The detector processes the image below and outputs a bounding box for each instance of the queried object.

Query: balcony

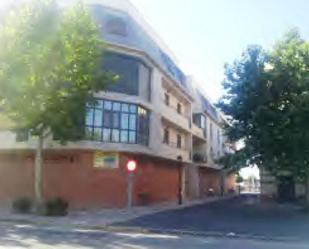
[192,135,207,166]
[191,124,206,141]
[192,152,207,164]
[161,103,190,131]
[161,141,191,162]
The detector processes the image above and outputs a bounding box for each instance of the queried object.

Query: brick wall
[0,151,180,209]
[0,153,34,205]
[199,167,221,196]
[225,173,236,192]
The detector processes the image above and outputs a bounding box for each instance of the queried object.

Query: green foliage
[218,29,309,179]
[0,0,115,141]
[12,197,33,214]
[45,197,68,216]
[236,174,244,183]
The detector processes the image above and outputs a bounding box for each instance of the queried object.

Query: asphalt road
[0,222,308,249]
[117,194,309,240]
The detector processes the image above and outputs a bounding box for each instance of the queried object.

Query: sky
[130,0,309,179]
[130,0,309,102]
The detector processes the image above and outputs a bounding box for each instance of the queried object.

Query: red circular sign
[127,160,137,172]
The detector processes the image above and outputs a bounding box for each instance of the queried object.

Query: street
[118,194,309,240]
[0,222,308,249]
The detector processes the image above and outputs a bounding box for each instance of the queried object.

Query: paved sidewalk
[0,196,232,229]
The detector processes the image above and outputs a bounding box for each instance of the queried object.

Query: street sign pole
[126,160,137,210]
[127,171,134,209]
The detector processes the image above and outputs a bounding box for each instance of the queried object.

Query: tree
[0,0,115,210]
[218,29,309,204]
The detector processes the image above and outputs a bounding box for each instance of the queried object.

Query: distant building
[0,0,236,209]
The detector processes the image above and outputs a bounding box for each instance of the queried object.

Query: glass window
[102,52,141,96]
[95,100,103,108]
[86,109,94,126]
[113,113,120,128]
[121,113,129,129]
[94,109,103,127]
[113,102,121,111]
[129,105,137,113]
[16,130,29,142]
[121,130,128,143]
[85,99,149,146]
[122,103,129,112]
[129,114,136,130]
[103,128,111,142]
[112,129,120,142]
[103,111,112,128]
[93,128,102,141]
[85,127,92,139]
[163,128,169,144]
[177,103,182,114]
[104,101,112,110]
[129,131,136,143]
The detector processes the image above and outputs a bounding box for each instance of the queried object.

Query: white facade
[0,0,233,173]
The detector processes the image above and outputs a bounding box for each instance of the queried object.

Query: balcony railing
[162,98,190,122]
[163,141,189,151]
[192,153,207,163]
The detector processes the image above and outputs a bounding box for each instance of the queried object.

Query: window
[85,99,149,145]
[217,129,220,144]
[16,130,29,142]
[164,93,170,106]
[177,134,182,149]
[193,113,207,138]
[102,52,151,97]
[177,103,182,114]
[163,128,169,144]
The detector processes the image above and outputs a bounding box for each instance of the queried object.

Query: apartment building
[0,0,235,209]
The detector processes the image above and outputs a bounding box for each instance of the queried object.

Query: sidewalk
[0,196,233,230]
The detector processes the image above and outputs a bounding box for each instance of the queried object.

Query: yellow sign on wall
[93,152,119,169]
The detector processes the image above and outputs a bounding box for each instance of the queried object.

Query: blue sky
[131,0,309,102]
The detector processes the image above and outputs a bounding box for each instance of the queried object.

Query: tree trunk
[34,134,44,212]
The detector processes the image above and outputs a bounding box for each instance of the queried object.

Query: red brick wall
[0,151,180,209]
[199,168,221,196]
[133,156,180,205]
[42,151,128,209]
[225,173,236,192]
[0,153,34,204]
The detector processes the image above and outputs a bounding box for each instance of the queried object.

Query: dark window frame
[163,128,169,144]
[177,103,182,114]
[85,99,149,146]
[103,52,152,99]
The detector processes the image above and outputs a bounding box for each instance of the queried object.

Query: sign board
[93,152,119,169]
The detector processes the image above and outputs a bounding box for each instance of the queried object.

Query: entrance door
[278,176,295,202]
